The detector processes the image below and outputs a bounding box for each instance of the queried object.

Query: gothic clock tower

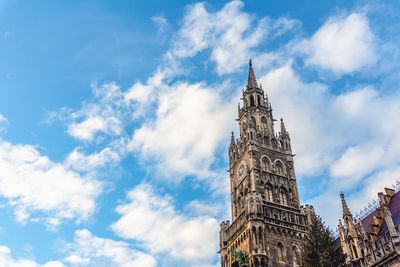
[219,61,314,267]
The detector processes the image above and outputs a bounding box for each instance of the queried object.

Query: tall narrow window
[266,186,273,202]
[277,243,284,261]
[292,246,298,266]
[262,158,269,171]
[257,95,261,106]
[279,190,287,205]
[250,95,255,106]
[281,190,288,205]
[276,163,283,175]
[261,117,268,134]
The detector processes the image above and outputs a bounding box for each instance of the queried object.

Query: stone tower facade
[219,61,314,267]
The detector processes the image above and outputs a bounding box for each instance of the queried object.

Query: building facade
[219,61,314,267]
[339,189,400,267]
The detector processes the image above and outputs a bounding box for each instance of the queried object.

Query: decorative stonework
[339,188,400,267]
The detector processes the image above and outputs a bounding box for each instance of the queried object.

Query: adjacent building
[339,189,400,267]
[219,61,314,267]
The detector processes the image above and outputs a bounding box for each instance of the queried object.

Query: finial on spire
[247,58,257,90]
[230,131,235,147]
[340,192,352,218]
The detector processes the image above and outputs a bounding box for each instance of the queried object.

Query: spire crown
[340,192,352,218]
[247,59,257,90]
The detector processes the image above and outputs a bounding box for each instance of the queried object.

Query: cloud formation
[111,183,219,266]
[172,1,299,74]
[63,229,156,267]
[130,82,236,181]
[0,140,102,227]
[297,13,377,75]
[0,246,64,267]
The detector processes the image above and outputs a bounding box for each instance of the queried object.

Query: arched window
[292,246,298,266]
[277,243,284,261]
[262,157,269,171]
[276,162,283,175]
[261,117,268,134]
[250,95,255,106]
[257,95,261,106]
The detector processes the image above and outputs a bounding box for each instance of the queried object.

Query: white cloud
[172,1,299,74]
[0,114,6,123]
[130,82,236,181]
[66,83,124,141]
[63,229,156,267]
[0,245,64,267]
[297,13,377,75]
[64,147,120,172]
[330,144,384,179]
[0,140,102,227]
[111,183,219,265]
[124,70,167,118]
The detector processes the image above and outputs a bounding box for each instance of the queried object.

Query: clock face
[237,161,246,180]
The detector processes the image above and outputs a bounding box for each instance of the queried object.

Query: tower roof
[246,59,257,90]
[340,192,352,218]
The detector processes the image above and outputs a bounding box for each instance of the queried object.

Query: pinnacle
[280,118,287,133]
[230,131,235,146]
[340,192,352,218]
[247,59,257,90]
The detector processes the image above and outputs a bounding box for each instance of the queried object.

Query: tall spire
[340,192,352,218]
[247,59,257,90]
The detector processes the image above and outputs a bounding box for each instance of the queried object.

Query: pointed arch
[274,159,286,176]
[277,242,284,262]
[250,95,255,106]
[260,156,271,172]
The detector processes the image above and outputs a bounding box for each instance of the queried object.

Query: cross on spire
[247,59,257,90]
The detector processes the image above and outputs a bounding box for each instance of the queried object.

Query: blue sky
[1,0,400,266]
